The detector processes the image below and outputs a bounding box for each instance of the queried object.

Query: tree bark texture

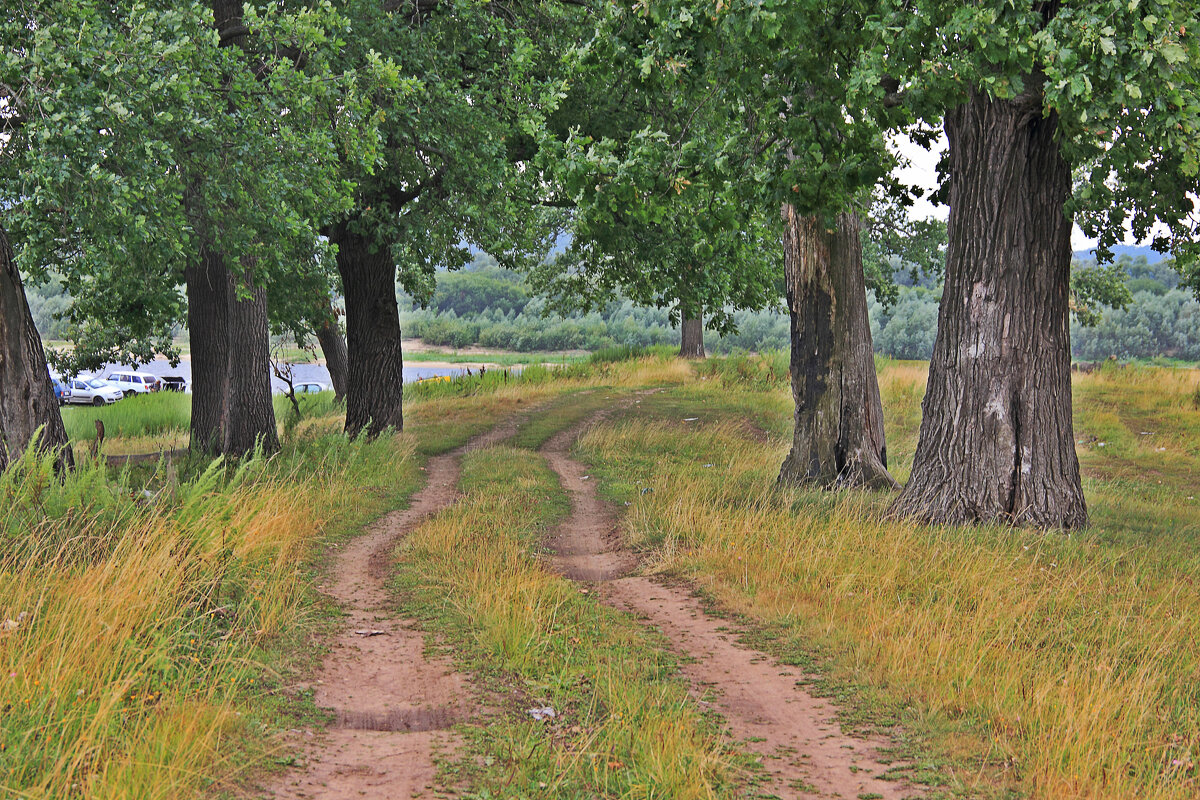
[185,249,279,456]
[315,308,348,403]
[213,0,248,47]
[333,224,404,437]
[185,248,231,453]
[180,3,279,457]
[777,208,896,491]
[679,314,705,359]
[889,89,1087,529]
[0,224,73,472]
[225,267,279,454]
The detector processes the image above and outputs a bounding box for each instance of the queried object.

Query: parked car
[105,371,161,397]
[294,382,327,394]
[66,378,124,406]
[160,375,189,392]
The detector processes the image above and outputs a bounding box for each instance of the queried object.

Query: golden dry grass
[0,434,417,798]
[576,361,1200,800]
[15,351,1193,799]
[0,351,692,798]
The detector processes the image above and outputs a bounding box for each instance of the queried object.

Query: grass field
[59,364,588,450]
[0,430,422,798]
[570,358,1200,799]
[4,353,1198,799]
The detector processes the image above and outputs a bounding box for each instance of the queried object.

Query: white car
[66,378,124,406]
[294,382,328,394]
[105,371,161,397]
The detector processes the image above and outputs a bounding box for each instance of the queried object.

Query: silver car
[105,371,161,397]
[66,378,124,406]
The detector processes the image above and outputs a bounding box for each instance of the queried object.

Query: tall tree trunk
[0,224,73,472]
[777,207,896,490]
[315,306,348,403]
[213,0,247,46]
[679,313,705,358]
[889,88,1087,529]
[180,3,279,457]
[185,249,279,456]
[185,248,231,454]
[333,223,404,437]
[225,267,279,454]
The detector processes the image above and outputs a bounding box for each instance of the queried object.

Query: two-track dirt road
[265,401,919,799]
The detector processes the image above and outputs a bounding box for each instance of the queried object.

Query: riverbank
[44,338,583,383]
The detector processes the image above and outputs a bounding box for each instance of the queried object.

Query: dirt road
[540,412,919,800]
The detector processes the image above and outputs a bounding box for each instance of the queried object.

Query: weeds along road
[263,392,920,800]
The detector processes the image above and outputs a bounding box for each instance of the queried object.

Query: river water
[84,360,471,393]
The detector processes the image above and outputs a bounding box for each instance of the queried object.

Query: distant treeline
[27,275,73,340]
[1069,257,1200,362]
[399,256,1199,363]
[29,254,1198,363]
[398,264,790,354]
[874,256,1199,362]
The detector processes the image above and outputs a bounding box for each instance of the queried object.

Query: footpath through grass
[573,358,1200,800]
[0,431,421,799]
[12,350,1199,799]
[0,352,688,798]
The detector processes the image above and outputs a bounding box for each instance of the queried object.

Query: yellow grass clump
[578,370,1200,800]
[0,433,416,798]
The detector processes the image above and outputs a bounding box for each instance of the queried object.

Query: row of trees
[31,248,1191,362]
[4,1,1200,531]
[2,0,560,464]
[415,262,1195,361]
[547,0,1200,529]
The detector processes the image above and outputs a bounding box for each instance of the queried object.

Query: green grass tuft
[62,392,191,441]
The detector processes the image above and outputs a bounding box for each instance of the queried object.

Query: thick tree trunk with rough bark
[225,268,279,454]
[185,250,279,456]
[333,224,404,437]
[679,314,705,359]
[185,249,231,453]
[315,308,348,403]
[0,225,73,472]
[889,88,1087,529]
[777,207,896,490]
[180,2,279,457]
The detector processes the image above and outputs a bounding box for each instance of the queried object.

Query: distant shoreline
[42,338,584,373]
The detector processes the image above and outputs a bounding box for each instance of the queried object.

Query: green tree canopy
[857,0,1200,290]
[2,1,383,373]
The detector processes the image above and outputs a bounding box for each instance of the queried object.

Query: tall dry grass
[578,385,1200,800]
[0,433,416,798]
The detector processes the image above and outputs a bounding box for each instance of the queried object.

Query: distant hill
[1072,244,1170,264]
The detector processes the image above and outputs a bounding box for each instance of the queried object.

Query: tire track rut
[540,409,920,800]
[266,411,534,800]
